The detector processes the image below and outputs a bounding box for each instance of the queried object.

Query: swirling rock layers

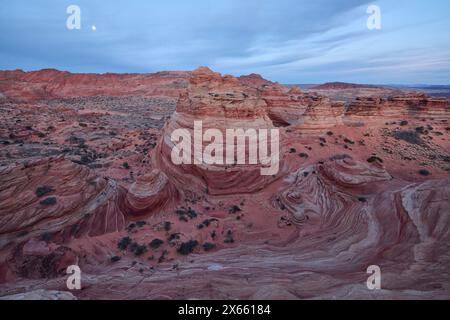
[0,157,127,248]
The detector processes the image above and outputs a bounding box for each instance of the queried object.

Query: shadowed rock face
[0,67,449,299]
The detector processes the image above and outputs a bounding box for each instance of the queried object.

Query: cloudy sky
[0,0,449,84]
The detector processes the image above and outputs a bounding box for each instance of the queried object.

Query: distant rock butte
[311,82,384,90]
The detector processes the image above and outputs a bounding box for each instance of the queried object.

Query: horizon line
[1,67,449,87]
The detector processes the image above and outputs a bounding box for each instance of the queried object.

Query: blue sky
[0,0,449,84]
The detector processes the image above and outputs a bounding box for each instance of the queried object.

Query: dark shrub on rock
[178,240,198,255]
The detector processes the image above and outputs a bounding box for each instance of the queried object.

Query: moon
[91,25,97,31]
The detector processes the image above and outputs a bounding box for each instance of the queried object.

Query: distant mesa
[311,82,384,90]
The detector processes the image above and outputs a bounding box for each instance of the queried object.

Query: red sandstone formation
[0,69,190,101]
[260,84,308,127]
[0,67,449,300]
[154,67,284,195]
[346,94,450,122]
[293,95,345,133]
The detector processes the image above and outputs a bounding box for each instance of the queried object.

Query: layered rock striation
[153,67,285,195]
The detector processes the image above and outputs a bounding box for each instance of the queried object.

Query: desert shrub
[344,138,355,145]
[228,205,242,214]
[196,223,204,229]
[177,240,198,255]
[393,130,423,145]
[158,250,168,263]
[175,207,197,220]
[203,242,216,252]
[40,197,57,206]
[400,120,408,126]
[136,221,146,227]
[418,169,431,176]
[168,233,181,242]
[40,232,52,242]
[224,230,234,244]
[299,153,309,158]
[130,243,147,256]
[111,256,121,263]
[35,186,54,198]
[367,156,383,163]
[149,238,164,249]
[123,162,130,169]
[201,218,217,227]
[289,148,296,153]
[73,155,93,165]
[118,236,132,250]
[416,126,425,134]
[326,131,334,136]
[163,221,172,231]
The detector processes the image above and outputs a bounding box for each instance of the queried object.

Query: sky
[0,0,449,84]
